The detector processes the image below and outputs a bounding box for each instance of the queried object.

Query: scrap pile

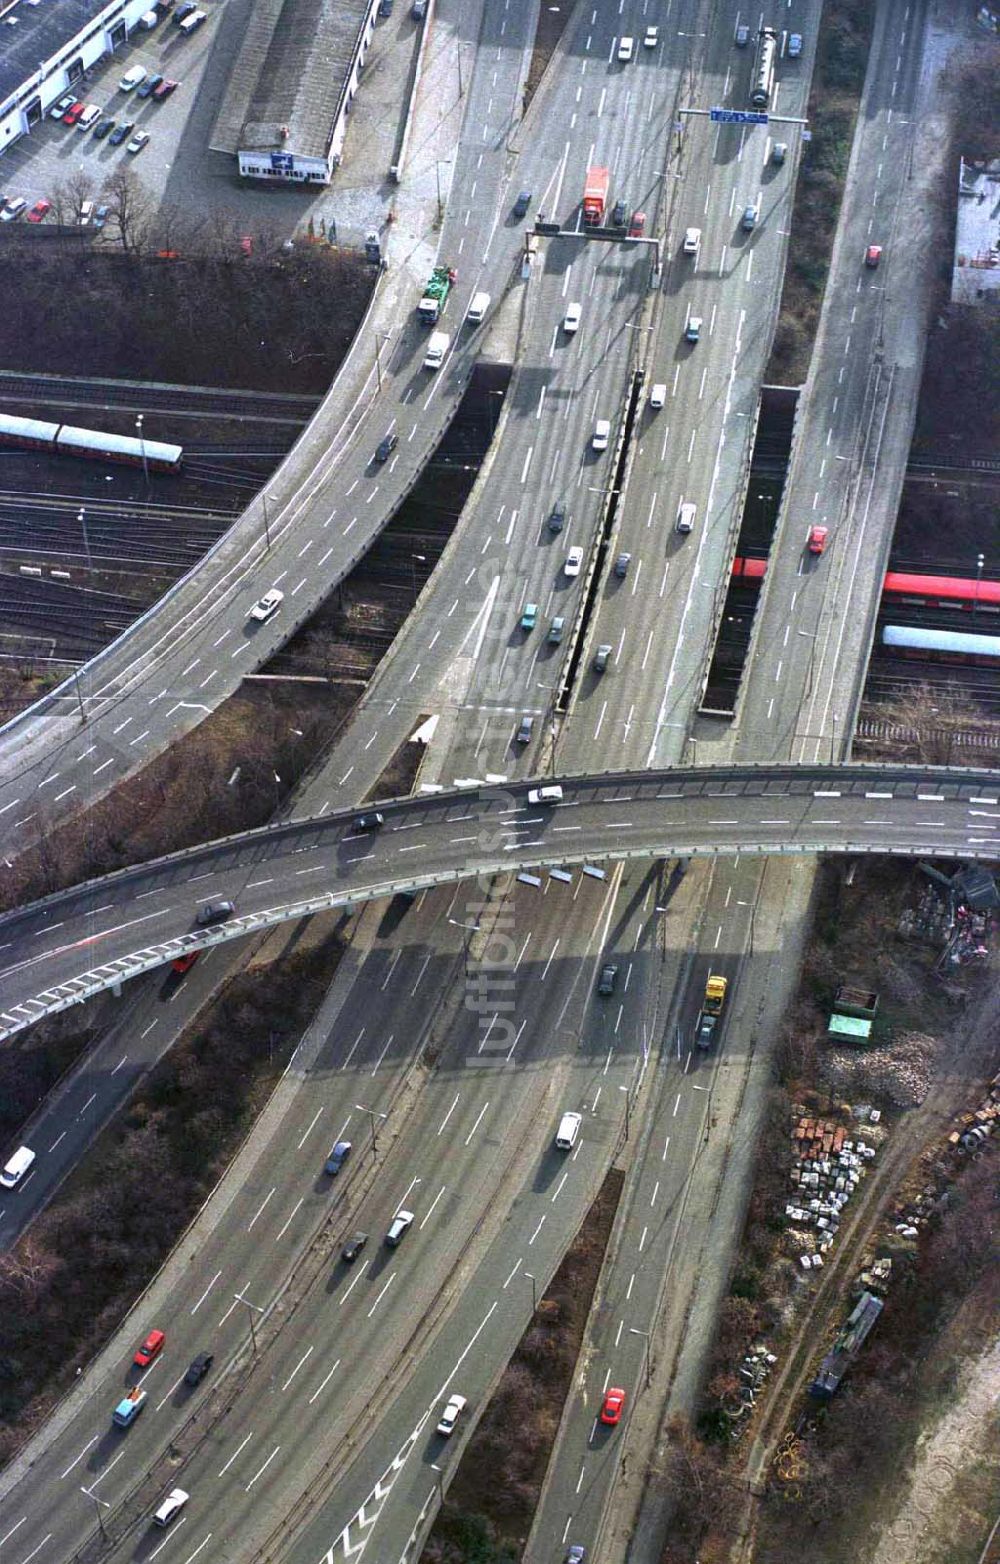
[786,1112,878,1265]
[824,1029,935,1107]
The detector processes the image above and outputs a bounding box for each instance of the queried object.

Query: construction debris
[824,1030,935,1107]
[785,1112,879,1258]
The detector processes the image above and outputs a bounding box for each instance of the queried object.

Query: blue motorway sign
[710,107,769,124]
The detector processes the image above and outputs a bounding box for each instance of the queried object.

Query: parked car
[520,602,538,631]
[26,199,51,224]
[515,714,534,745]
[153,78,180,100]
[93,203,110,230]
[437,1393,467,1436]
[324,1140,352,1176]
[126,130,150,155]
[137,73,164,99]
[62,101,86,125]
[78,200,95,226]
[807,525,829,555]
[92,117,116,139]
[385,1209,414,1246]
[109,121,134,146]
[598,964,618,996]
[375,431,398,462]
[248,587,284,622]
[119,65,148,92]
[49,95,76,120]
[0,198,27,222]
[564,546,584,578]
[76,104,101,130]
[341,1232,368,1263]
[184,1352,214,1386]
[173,0,197,19]
[134,1329,166,1368]
[196,900,234,926]
[600,1386,626,1425]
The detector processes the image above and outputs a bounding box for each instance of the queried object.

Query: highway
[1,763,997,1042]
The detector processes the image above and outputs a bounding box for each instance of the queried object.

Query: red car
[153,78,179,100]
[240,235,254,257]
[62,101,85,125]
[134,1329,166,1368]
[171,952,199,974]
[807,525,829,555]
[26,199,51,224]
[628,210,646,237]
[864,244,882,268]
[600,1386,626,1426]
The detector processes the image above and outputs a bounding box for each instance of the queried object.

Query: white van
[0,1146,36,1189]
[555,1112,582,1150]
[119,65,147,91]
[676,501,696,534]
[466,291,490,324]
[650,383,666,409]
[527,785,563,805]
[423,330,450,370]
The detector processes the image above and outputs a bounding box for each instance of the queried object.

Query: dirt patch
[523,0,575,109]
[766,0,875,384]
[0,925,345,1464]
[0,244,373,396]
[420,1168,625,1562]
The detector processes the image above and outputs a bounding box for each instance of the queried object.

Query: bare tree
[99,165,154,255]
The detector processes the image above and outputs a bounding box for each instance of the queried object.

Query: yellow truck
[695,974,727,1049]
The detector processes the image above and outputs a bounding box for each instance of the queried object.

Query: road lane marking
[281,1346,314,1392]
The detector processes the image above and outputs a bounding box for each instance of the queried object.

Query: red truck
[583,166,609,226]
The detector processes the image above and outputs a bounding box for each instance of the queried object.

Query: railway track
[0,370,319,426]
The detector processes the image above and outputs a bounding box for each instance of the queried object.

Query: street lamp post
[796,628,817,699]
[629,1326,652,1389]
[234,1291,265,1356]
[974,553,985,619]
[354,1102,388,1159]
[374,331,391,393]
[78,506,92,575]
[262,491,271,551]
[619,1083,631,1141]
[135,413,149,489]
[411,552,427,600]
[81,1485,111,1541]
[831,711,838,766]
[524,1270,537,1313]
[447,916,480,976]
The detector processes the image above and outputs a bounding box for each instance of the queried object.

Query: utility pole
[629,1327,652,1389]
[355,1102,387,1159]
[81,1486,110,1541]
[234,1291,265,1356]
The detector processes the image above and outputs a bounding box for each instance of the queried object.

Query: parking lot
[0,0,418,246]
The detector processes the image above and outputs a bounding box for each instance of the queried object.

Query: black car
[108,121,134,146]
[611,200,627,227]
[184,1352,214,1386]
[598,963,619,996]
[196,899,235,926]
[515,714,534,745]
[512,190,532,218]
[354,812,384,831]
[92,118,115,139]
[547,500,566,533]
[174,1,197,19]
[136,73,164,99]
[341,1232,368,1263]
[375,432,398,463]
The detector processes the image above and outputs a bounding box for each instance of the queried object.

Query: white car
[564,546,584,577]
[643,25,659,46]
[592,419,610,451]
[119,65,147,91]
[563,301,582,333]
[385,1209,414,1246]
[617,35,634,61]
[0,198,27,222]
[685,316,702,343]
[153,1489,189,1528]
[248,588,284,623]
[682,227,701,256]
[437,1393,467,1436]
[649,383,666,409]
[527,785,563,805]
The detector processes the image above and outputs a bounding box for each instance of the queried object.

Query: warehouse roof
[211,0,369,160]
[0,0,110,108]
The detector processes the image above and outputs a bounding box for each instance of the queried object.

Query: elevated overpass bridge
[1,762,997,1041]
